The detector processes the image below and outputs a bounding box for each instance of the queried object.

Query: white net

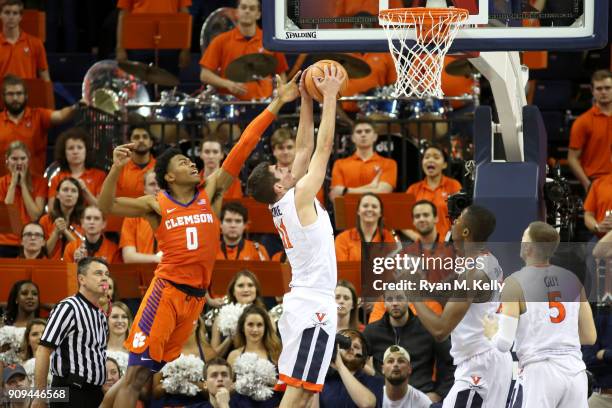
[379,8,469,98]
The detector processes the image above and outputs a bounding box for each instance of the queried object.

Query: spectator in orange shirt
[329,120,398,204]
[18,222,47,259]
[0,0,49,81]
[47,127,107,208]
[217,201,269,261]
[63,205,121,263]
[404,145,461,241]
[0,141,46,257]
[199,136,243,200]
[0,75,79,176]
[199,0,289,100]
[335,193,396,261]
[342,53,397,113]
[120,170,162,263]
[568,70,612,192]
[116,125,156,199]
[115,0,192,75]
[583,152,612,238]
[39,177,85,260]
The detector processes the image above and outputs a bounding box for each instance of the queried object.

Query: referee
[32,257,110,408]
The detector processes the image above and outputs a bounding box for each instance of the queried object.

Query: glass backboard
[263,0,608,52]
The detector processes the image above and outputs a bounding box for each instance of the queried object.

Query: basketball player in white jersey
[483,221,597,408]
[247,65,345,408]
[412,205,513,408]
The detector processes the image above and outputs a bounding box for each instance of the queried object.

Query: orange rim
[379,8,469,24]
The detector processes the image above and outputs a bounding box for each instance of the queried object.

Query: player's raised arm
[290,69,315,181]
[208,72,301,202]
[295,65,345,210]
[578,287,597,345]
[99,144,158,218]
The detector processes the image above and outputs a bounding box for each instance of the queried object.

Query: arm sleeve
[330,161,345,188]
[39,302,74,348]
[35,39,49,71]
[199,36,223,72]
[569,115,587,150]
[334,232,350,261]
[119,218,137,248]
[63,242,76,262]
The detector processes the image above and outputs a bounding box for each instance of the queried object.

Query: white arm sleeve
[491,314,519,352]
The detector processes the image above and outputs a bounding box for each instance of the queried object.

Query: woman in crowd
[38,177,85,260]
[0,141,47,258]
[20,318,46,361]
[335,280,361,332]
[211,270,267,357]
[335,193,397,261]
[227,305,281,366]
[106,301,132,353]
[404,145,462,240]
[103,357,122,394]
[4,280,40,327]
[47,127,106,208]
[18,222,47,259]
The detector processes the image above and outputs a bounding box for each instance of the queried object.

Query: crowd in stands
[0,0,610,406]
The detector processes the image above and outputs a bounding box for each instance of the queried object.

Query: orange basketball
[304,60,349,103]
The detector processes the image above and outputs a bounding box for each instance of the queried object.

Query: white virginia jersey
[270,188,337,291]
[450,253,504,364]
[512,265,585,372]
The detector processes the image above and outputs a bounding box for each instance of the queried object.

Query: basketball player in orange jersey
[98,73,300,408]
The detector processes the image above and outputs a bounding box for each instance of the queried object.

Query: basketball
[304,60,349,103]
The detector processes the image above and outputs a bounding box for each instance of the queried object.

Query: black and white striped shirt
[39,293,108,386]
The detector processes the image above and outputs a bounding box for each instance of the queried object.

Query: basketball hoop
[379,8,469,98]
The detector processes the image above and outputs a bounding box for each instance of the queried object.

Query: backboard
[263,0,608,52]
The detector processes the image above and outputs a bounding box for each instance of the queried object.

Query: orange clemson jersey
[154,188,220,289]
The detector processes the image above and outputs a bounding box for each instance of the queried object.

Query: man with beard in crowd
[0,74,78,176]
[115,126,156,199]
[381,345,432,408]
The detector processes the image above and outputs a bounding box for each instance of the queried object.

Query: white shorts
[275,287,337,393]
[443,348,513,408]
[510,360,588,408]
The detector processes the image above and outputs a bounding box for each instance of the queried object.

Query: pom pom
[160,354,205,396]
[233,352,277,401]
[106,350,129,376]
[217,303,248,337]
[0,326,25,365]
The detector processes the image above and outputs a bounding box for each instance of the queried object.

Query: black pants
[50,376,103,408]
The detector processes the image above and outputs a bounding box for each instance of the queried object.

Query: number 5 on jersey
[276,219,293,250]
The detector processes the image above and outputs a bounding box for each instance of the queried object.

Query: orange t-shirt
[116,158,156,198]
[38,214,83,260]
[331,152,397,190]
[569,106,612,180]
[0,31,48,80]
[117,0,191,13]
[342,53,397,112]
[63,236,121,263]
[406,176,462,239]
[335,227,396,261]
[47,168,107,199]
[216,239,270,261]
[0,107,52,176]
[199,27,289,101]
[119,216,155,255]
[199,170,243,200]
[154,188,220,289]
[584,174,612,237]
[0,174,47,246]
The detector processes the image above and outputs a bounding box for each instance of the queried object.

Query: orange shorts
[125,277,205,369]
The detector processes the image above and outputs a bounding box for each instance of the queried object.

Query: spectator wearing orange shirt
[0,75,79,176]
[18,221,47,259]
[217,201,269,261]
[341,53,397,113]
[568,70,612,192]
[329,120,398,204]
[116,126,156,199]
[120,170,162,263]
[404,145,461,241]
[47,127,107,208]
[199,137,242,200]
[63,206,121,263]
[335,193,396,261]
[39,177,85,260]
[0,141,46,257]
[584,151,612,238]
[0,0,49,81]
[199,0,288,100]
[116,0,192,75]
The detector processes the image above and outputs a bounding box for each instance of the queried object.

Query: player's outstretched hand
[113,143,135,168]
[299,68,313,105]
[276,71,301,103]
[315,64,345,99]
